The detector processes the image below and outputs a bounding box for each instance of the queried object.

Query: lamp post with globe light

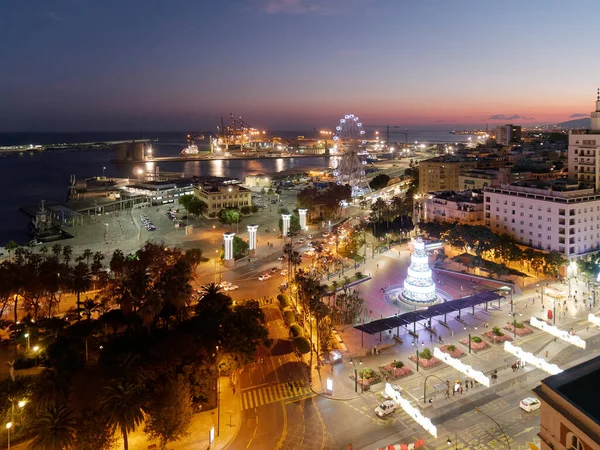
[6,422,12,450]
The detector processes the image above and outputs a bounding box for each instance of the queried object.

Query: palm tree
[81,248,93,266]
[39,245,49,258]
[31,369,70,413]
[69,262,91,320]
[4,240,19,260]
[289,251,302,277]
[100,378,147,450]
[28,404,77,450]
[62,245,73,267]
[51,243,62,259]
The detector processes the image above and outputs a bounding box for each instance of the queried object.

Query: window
[568,433,585,450]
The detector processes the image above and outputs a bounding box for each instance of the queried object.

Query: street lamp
[446,433,457,450]
[463,325,478,353]
[412,340,424,372]
[102,166,106,177]
[475,407,511,449]
[510,311,523,339]
[24,333,30,351]
[6,422,12,450]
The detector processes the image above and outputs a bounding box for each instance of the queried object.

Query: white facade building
[567,89,600,191]
[422,191,484,225]
[484,184,600,258]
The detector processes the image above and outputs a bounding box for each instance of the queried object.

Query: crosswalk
[242,381,314,410]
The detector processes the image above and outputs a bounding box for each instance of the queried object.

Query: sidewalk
[310,285,600,405]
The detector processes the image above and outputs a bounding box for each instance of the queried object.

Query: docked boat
[181,144,199,155]
[28,201,64,242]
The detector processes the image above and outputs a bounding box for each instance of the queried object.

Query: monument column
[247,224,258,257]
[281,214,291,237]
[223,232,235,267]
[298,209,308,232]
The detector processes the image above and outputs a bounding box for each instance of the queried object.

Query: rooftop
[535,354,600,436]
[430,190,484,203]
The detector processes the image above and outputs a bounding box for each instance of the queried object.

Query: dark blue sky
[2,0,600,131]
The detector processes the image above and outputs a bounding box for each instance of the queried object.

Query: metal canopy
[354,291,502,335]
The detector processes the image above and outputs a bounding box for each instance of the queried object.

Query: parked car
[278,256,285,261]
[258,274,271,281]
[270,267,279,273]
[280,269,289,276]
[519,397,541,412]
[375,401,397,417]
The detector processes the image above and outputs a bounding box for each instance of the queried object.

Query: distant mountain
[557,118,590,129]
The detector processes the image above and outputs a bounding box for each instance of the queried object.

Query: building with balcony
[422,190,484,225]
[484,181,600,258]
[419,156,477,193]
[458,167,533,190]
[194,183,252,216]
[534,354,600,450]
[568,90,600,191]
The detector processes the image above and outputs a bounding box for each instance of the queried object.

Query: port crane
[216,113,262,149]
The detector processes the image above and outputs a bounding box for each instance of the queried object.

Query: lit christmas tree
[403,237,437,304]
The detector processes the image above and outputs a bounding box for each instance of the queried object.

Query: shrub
[290,324,303,337]
[14,357,36,370]
[392,360,404,369]
[251,205,260,213]
[492,326,504,336]
[240,206,251,215]
[277,294,291,308]
[294,336,311,354]
[514,322,524,329]
[208,212,217,218]
[283,308,296,325]
[447,345,456,352]
[355,272,363,279]
[419,348,433,360]
[360,368,375,379]
[471,336,482,343]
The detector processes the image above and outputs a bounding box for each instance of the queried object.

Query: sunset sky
[2,0,600,131]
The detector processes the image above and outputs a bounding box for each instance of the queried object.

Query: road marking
[242,381,313,410]
[245,413,259,448]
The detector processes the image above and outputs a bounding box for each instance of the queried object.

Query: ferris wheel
[332,114,369,196]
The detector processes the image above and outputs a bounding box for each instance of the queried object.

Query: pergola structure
[355,291,503,336]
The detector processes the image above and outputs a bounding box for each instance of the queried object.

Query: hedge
[294,336,311,354]
[283,308,296,325]
[290,324,303,337]
[277,294,291,308]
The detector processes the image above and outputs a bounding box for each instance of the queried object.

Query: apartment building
[418,156,477,193]
[484,182,600,258]
[567,90,600,191]
[422,190,484,225]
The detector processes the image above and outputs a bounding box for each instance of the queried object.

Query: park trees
[178,194,207,217]
[369,174,390,191]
